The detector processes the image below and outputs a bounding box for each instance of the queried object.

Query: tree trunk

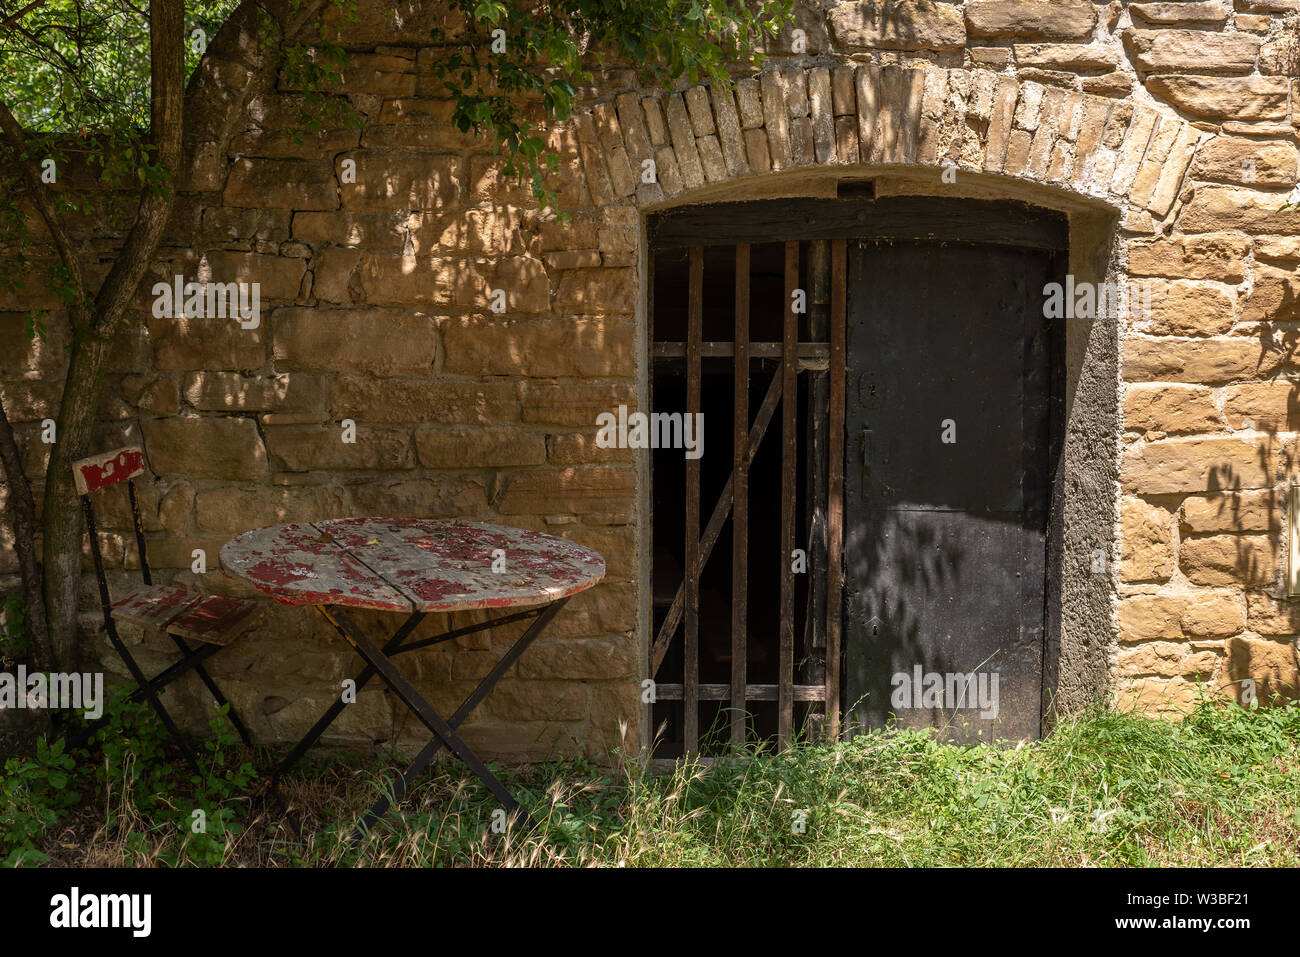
[40,0,185,661]
[0,397,51,670]
[40,333,116,665]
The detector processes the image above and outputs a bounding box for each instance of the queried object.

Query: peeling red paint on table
[219,518,606,612]
[221,521,410,610]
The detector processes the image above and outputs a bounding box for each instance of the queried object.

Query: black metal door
[844,239,1061,743]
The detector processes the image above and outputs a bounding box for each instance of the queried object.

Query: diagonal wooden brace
[651,367,784,672]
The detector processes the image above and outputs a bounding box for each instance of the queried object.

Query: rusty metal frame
[650,238,848,753]
[73,483,251,771]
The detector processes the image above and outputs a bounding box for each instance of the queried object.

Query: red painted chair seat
[111,584,260,647]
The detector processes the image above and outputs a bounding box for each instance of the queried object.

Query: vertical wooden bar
[826,239,847,741]
[779,241,798,748]
[646,251,656,751]
[685,246,703,755]
[803,240,831,742]
[731,244,750,748]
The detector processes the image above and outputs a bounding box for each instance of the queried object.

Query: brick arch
[572,64,1204,225]
[591,64,1204,723]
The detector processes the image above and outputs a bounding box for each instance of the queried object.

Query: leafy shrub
[0,737,78,866]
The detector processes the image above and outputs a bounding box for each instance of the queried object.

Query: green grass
[6,696,1299,867]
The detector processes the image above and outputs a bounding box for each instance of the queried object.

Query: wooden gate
[645,196,1069,755]
[646,235,845,754]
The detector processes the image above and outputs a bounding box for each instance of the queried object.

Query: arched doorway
[645,193,1070,754]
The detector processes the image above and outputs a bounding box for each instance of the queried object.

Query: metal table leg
[267,610,427,787]
[319,604,534,830]
[268,600,567,840]
[267,607,541,786]
[354,598,568,835]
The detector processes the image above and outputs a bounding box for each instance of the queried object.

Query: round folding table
[220,517,605,834]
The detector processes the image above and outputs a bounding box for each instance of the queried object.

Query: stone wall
[3,0,1300,759]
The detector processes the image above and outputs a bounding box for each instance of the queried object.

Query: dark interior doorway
[646,196,1068,756]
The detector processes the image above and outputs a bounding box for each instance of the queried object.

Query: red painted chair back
[72,447,147,496]
[73,445,155,587]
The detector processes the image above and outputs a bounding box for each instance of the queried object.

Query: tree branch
[0,0,47,33]
[0,100,93,329]
[6,16,93,85]
[90,0,184,338]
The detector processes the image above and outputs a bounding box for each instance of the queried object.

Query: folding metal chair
[72,446,260,772]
